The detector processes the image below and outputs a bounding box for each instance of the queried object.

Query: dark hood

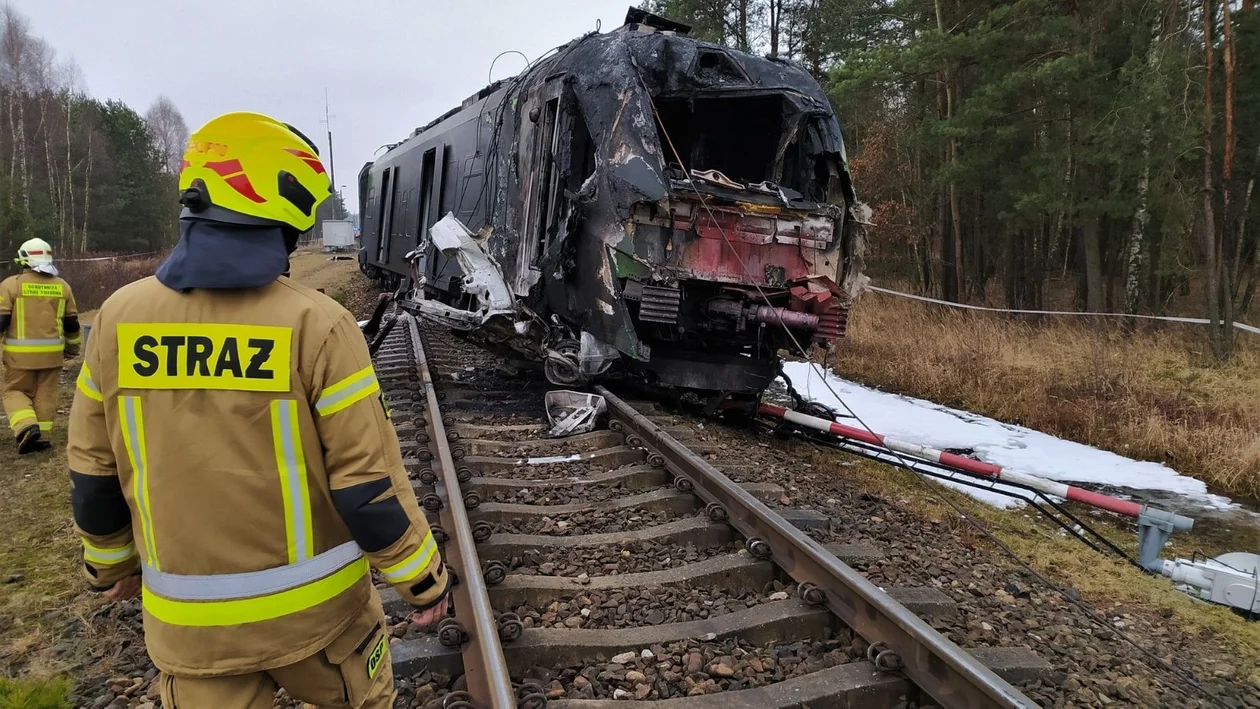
[156,218,291,292]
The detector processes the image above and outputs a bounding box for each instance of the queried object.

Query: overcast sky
[15,0,636,214]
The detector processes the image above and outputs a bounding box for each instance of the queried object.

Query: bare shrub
[59,254,163,311]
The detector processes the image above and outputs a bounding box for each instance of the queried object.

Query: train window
[653,95,789,187]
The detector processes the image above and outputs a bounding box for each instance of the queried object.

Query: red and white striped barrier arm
[758,403,1144,518]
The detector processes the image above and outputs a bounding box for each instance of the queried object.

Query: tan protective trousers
[158,603,396,709]
[2,366,60,437]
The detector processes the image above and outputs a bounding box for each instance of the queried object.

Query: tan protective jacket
[68,276,448,677]
[0,270,81,369]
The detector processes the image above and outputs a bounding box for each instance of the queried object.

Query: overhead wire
[487,50,530,84]
[455,34,598,224]
[641,85,1210,697]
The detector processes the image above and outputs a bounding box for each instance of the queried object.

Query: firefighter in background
[0,238,81,454]
[67,112,450,708]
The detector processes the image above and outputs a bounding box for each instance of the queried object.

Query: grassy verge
[839,291,1260,500]
[0,677,70,709]
[0,381,94,701]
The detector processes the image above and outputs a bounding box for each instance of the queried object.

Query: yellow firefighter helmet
[178,112,331,233]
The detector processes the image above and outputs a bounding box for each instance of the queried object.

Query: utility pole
[323,89,338,206]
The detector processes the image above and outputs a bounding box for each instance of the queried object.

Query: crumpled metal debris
[545,390,607,437]
[692,169,744,190]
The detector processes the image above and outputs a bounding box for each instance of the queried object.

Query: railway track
[371,314,1050,708]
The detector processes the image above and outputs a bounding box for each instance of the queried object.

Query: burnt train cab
[357,9,868,397]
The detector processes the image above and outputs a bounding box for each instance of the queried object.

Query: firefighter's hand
[103,574,142,601]
[409,595,451,628]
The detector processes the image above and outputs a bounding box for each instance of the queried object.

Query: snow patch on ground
[780,361,1238,512]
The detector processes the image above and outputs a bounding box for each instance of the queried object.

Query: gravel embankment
[505,539,744,578]
[638,404,1260,709]
[541,633,859,701]
[507,586,792,631]
[490,507,685,537]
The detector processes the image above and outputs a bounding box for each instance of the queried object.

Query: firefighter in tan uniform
[67,112,450,708]
[1,238,82,453]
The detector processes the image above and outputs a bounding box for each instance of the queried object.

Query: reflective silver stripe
[273,399,312,562]
[121,396,159,570]
[77,366,103,401]
[142,541,364,601]
[315,372,379,415]
[382,535,439,583]
[7,338,63,346]
[83,541,136,564]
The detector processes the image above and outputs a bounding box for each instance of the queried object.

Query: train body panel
[359,11,868,396]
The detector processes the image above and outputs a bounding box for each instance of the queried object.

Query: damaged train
[358,8,868,399]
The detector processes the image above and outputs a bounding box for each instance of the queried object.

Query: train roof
[379,21,839,161]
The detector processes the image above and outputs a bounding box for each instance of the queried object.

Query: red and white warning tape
[758,402,1147,518]
[867,285,1260,336]
[59,250,164,263]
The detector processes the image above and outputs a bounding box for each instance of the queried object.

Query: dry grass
[57,257,162,312]
[1,253,162,701]
[839,291,1260,500]
[0,381,106,696]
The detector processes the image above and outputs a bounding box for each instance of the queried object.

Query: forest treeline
[645,0,1259,356]
[0,3,188,265]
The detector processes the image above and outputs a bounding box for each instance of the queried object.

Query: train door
[514,80,561,295]
[359,165,378,273]
[387,167,407,270]
[416,144,445,285]
[514,80,592,297]
[433,150,463,297]
[375,167,395,263]
[391,171,415,275]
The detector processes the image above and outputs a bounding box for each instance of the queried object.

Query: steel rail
[407,315,517,709]
[596,386,1038,709]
